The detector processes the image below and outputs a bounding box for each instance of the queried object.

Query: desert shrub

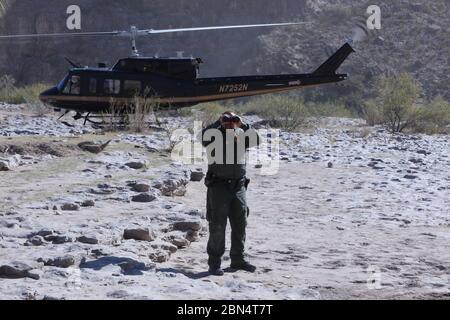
[376,73,421,133]
[364,74,449,135]
[177,106,194,118]
[362,99,384,126]
[0,78,51,116]
[412,96,450,134]
[359,127,373,139]
[103,95,181,150]
[101,95,157,133]
[127,95,158,133]
[0,79,49,105]
[0,89,21,104]
[192,102,228,127]
[0,74,15,89]
[306,101,357,118]
[20,83,49,103]
[0,74,18,103]
[240,95,306,131]
[101,99,127,132]
[22,83,52,116]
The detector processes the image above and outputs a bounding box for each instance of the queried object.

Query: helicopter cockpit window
[57,75,69,92]
[63,75,81,95]
[104,79,120,95]
[123,80,141,96]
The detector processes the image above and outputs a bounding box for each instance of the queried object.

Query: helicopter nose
[39,87,59,104]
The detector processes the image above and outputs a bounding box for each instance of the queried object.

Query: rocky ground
[0,103,449,300]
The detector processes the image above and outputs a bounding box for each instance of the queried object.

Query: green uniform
[201,120,261,268]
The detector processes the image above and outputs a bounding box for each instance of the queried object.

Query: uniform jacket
[200,120,261,180]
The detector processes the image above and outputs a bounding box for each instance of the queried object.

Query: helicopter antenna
[0,22,307,57]
[64,57,81,68]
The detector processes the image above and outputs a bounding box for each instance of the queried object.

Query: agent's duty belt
[205,173,250,190]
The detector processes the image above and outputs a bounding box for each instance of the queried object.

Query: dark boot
[230,261,256,273]
[208,266,225,276]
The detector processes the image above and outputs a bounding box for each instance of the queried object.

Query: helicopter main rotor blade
[0,30,122,39]
[0,22,305,40]
[145,22,305,34]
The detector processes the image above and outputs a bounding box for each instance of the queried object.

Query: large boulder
[172,220,203,232]
[0,156,20,171]
[78,140,111,154]
[153,178,189,197]
[185,230,200,242]
[38,256,76,268]
[171,237,190,249]
[76,235,99,245]
[0,262,40,280]
[125,161,147,170]
[0,161,11,171]
[35,229,54,237]
[123,228,155,242]
[131,193,156,203]
[46,235,73,244]
[131,183,151,193]
[24,235,45,247]
[60,203,80,211]
[149,251,170,263]
[190,170,205,182]
[81,200,95,207]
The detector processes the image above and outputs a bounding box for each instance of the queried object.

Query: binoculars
[222,115,241,123]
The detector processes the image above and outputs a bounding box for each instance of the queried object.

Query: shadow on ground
[80,256,153,276]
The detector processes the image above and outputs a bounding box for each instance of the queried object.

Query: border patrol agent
[200,111,261,276]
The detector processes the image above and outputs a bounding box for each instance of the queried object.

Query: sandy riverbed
[0,104,449,299]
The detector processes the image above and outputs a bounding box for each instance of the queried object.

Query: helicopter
[0,23,354,124]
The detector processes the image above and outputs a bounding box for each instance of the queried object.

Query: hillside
[254,0,450,107]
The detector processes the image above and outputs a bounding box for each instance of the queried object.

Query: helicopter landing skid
[82,114,108,126]
[58,110,70,120]
[67,112,112,126]
[81,113,129,129]
[57,111,147,131]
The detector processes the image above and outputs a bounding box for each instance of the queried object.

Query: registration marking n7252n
[219,83,249,93]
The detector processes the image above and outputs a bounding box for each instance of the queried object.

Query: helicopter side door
[122,78,143,98]
[97,77,121,111]
[85,76,100,109]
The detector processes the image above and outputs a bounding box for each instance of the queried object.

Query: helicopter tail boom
[313,42,355,76]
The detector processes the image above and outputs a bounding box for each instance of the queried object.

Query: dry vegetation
[0,74,51,116]
[239,95,307,131]
[362,73,450,134]
[102,95,159,133]
[101,94,180,151]
[1,72,448,136]
[177,82,448,136]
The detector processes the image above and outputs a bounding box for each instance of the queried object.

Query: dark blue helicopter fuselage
[40,43,354,115]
